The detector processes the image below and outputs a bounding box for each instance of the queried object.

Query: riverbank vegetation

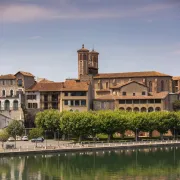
[34,110,180,142]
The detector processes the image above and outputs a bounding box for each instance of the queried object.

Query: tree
[155,111,171,140]
[35,109,61,139]
[29,128,43,147]
[29,128,43,139]
[60,111,95,142]
[0,130,9,149]
[6,120,24,148]
[97,110,121,142]
[173,100,180,111]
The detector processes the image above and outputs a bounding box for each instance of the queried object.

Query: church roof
[94,71,171,79]
[77,44,89,52]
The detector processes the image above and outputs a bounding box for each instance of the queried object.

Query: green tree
[0,130,9,149]
[173,100,180,111]
[35,109,61,138]
[29,128,43,139]
[155,111,171,140]
[29,128,43,147]
[97,110,121,142]
[6,120,24,148]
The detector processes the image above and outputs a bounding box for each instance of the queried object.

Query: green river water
[0,146,180,180]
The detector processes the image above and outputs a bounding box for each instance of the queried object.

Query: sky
[0,0,180,81]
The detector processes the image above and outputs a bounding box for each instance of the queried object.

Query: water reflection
[0,147,180,180]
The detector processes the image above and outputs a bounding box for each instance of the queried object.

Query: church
[77,44,180,112]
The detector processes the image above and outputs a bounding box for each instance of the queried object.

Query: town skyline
[0,0,180,81]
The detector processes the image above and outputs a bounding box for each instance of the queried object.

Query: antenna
[92,44,94,51]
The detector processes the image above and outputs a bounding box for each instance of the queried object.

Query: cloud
[0,2,177,23]
[0,4,56,23]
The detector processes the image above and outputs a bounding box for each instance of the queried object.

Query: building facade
[0,71,35,124]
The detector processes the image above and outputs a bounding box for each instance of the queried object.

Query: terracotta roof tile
[63,80,89,91]
[96,89,111,92]
[27,82,64,92]
[15,71,34,77]
[173,76,180,80]
[110,81,147,89]
[94,71,171,79]
[38,78,54,83]
[95,92,169,100]
[27,80,89,92]
[0,74,16,80]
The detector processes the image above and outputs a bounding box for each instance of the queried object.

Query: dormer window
[17,79,23,87]
[122,92,126,96]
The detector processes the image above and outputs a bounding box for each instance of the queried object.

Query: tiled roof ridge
[94,71,171,78]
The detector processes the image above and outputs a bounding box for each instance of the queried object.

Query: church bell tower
[77,44,89,79]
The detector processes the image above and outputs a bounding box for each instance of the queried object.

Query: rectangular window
[70,92,86,96]
[44,95,48,101]
[33,103,38,109]
[81,100,86,106]
[2,80,5,85]
[126,100,132,104]
[133,93,136,96]
[140,99,147,104]
[64,92,68,96]
[148,99,154,104]
[155,99,161,104]
[106,82,108,89]
[27,95,37,100]
[52,94,58,101]
[17,79,22,87]
[122,92,126,96]
[10,80,13,85]
[28,103,33,109]
[133,100,139,104]
[75,100,80,106]
[44,103,48,109]
[64,100,68,105]
[142,91,146,95]
[119,100,126,104]
[70,100,74,106]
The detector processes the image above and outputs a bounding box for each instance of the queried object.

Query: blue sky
[0,0,180,81]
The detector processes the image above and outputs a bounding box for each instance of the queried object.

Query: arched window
[149,81,152,92]
[13,100,18,110]
[4,100,10,111]
[155,107,161,111]
[161,80,164,91]
[126,107,132,112]
[141,107,147,112]
[10,90,13,97]
[148,107,154,112]
[134,107,139,112]
[2,90,5,97]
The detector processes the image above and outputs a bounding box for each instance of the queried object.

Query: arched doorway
[119,107,125,111]
[141,107,147,112]
[148,107,154,112]
[133,107,139,112]
[126,107,132,112]
[4,100,10,111]
[155,107,161,111]
[13,100,18,110]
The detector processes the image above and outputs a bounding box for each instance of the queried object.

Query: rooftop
[94,71,171,79]
[0,74,16,80]
[15,71,34,77]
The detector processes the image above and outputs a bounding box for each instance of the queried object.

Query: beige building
[25,79,91,112]
[76,44,180,112]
